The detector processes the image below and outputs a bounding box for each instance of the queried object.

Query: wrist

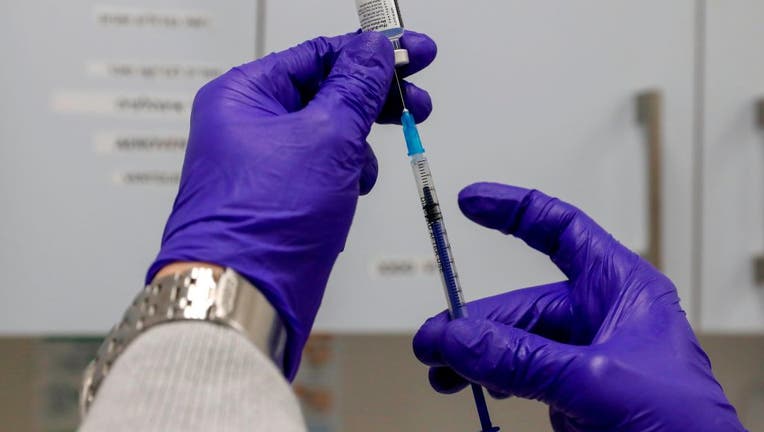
[147,258,307,380]
[83,266,287,415]
[153,261,224,281]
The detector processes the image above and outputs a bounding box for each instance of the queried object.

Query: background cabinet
[700,0,764,332]
[0,0,259,333]
[264,0,697,332]
[4,1,763,334]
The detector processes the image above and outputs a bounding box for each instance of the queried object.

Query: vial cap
[394,49,410,67]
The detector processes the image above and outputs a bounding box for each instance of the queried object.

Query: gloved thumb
[440,318,583,405]
[307,32,395,138]
[457,182,639,284]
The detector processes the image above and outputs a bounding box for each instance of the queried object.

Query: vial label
[355,0,403,33]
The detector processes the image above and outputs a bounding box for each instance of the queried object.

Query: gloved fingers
[487,389,513,400]
[549,407,567,431]
[438,318,583,404]
[428,366,469,394]
[466,281,573,339]
[428,367,513,400]
[413,282,573,367]
[231,33,352,114]
[414,313,454,366]
[255,30,434,93]
[395,30,438,78]
[458,183,640,281]
[233,31,436,115]
[359,141,379,196]
[376,80,433,124]
[306,32,395,138]
[377,30,436,124]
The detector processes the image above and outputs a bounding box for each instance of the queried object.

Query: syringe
[395,75,500,432]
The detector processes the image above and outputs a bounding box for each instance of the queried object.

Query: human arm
[79,322,306,432]
[80,30,437,431]
[413,182,747,431]
[146,30,436,379]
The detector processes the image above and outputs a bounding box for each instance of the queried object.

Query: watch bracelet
[79,267,287,417]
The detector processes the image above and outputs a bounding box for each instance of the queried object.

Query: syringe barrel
[402,115,498,432]
[410,154,468,319]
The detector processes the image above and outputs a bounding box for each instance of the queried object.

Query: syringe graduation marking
[420,186,464,319]
[421,186,441,223]
[432,226,465,319]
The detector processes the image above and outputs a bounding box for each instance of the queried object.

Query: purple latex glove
[414,183,746,431]
[148,31,437,379]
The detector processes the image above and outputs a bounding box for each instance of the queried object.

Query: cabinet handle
[636,91,663,270]
[755,100,764,285]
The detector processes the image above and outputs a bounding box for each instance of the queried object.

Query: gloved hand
[413,183,746,431]
[148,31,437,379]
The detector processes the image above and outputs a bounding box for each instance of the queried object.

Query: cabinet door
[0,0,258,333]
[265,0,696,332]
[701,1,764,332]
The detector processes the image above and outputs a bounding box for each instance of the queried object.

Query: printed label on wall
[51,90,192,117]
[94,131,187,153]
[371,257,438,278]
[86,61,222,80]
[93,6,212,29]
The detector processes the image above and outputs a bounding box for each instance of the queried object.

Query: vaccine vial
[355,0,410,66]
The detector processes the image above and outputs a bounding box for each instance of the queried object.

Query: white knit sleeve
[79,321,306,432]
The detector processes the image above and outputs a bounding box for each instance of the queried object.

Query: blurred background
[0,0,762,430]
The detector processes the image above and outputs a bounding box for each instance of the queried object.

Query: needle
[394,70,407,111]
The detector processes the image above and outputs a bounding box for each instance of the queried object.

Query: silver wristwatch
[79,267,287,417]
